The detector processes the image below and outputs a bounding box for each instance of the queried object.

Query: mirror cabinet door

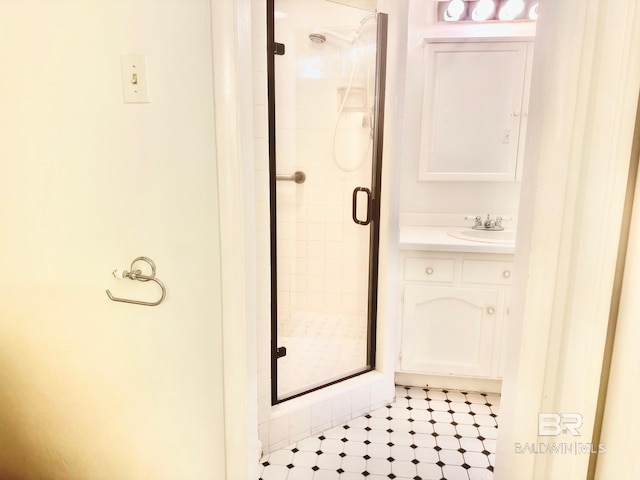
[419,41,533,182]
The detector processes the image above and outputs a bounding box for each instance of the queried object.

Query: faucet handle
[496,216,503,227]
[465,215,488,228]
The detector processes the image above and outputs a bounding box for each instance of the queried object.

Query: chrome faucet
[472,214,505,231]
[484,214,496,229]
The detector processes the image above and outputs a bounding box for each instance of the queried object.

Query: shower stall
[267,0,388,403]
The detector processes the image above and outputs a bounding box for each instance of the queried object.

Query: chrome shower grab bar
[106,256,167,307]
[276,171,306,184]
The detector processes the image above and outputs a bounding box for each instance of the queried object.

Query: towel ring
[106,256,166,307]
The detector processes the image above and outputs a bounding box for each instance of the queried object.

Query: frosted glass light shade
[444,0,467,21]
[498,0,524,20]
[471,0,496,21]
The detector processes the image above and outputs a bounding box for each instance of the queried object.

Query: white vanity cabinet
[418,40,534,181]
[398,251,513,379]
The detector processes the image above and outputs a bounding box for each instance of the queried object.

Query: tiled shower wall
[251,0,394,454]
[274,13,374,324]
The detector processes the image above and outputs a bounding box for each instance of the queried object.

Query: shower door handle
[352,187,372,225]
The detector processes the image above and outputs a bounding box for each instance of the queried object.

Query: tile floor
[259,385,499,480]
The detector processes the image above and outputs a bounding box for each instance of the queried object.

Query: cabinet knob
[426,267,434,275]
[503,270,511,278]
[487,307,495,315]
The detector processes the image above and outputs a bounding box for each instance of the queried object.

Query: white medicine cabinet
[418,39,534,181]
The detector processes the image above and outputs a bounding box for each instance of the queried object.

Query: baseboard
[394,372,502,394]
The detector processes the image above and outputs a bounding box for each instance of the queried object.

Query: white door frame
[497,0,640,478]
[595,102,640,479]
[211,0,261,478]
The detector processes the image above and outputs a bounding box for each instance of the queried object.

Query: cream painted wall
[0,1,227,478]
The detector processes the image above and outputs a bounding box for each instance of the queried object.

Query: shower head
[308,28,358,44]
[309,32,327,43]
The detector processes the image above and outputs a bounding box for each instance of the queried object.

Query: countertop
[398,214,517,254]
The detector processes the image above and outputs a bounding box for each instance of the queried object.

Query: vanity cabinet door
[400,284,499,377]
[418,41,532,181]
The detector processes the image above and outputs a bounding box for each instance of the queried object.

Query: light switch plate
[120,54,149,103]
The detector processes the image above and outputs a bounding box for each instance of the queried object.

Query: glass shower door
[268,0,387,403]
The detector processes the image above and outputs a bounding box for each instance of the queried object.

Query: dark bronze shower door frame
[267,1,388,404]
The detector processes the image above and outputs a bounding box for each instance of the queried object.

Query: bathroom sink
[447,228,516,244]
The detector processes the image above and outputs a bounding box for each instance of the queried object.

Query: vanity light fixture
[440,0,538,22]
[471,0,496,21]
[498,0,525,20]
[444,0,467,21]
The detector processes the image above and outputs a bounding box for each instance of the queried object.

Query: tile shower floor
[259,385,499,480]
[278,312,367,397]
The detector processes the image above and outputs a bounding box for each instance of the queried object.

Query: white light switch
[121,54,149,103]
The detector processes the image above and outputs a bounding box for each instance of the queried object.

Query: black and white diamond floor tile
[259,385,499,480]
